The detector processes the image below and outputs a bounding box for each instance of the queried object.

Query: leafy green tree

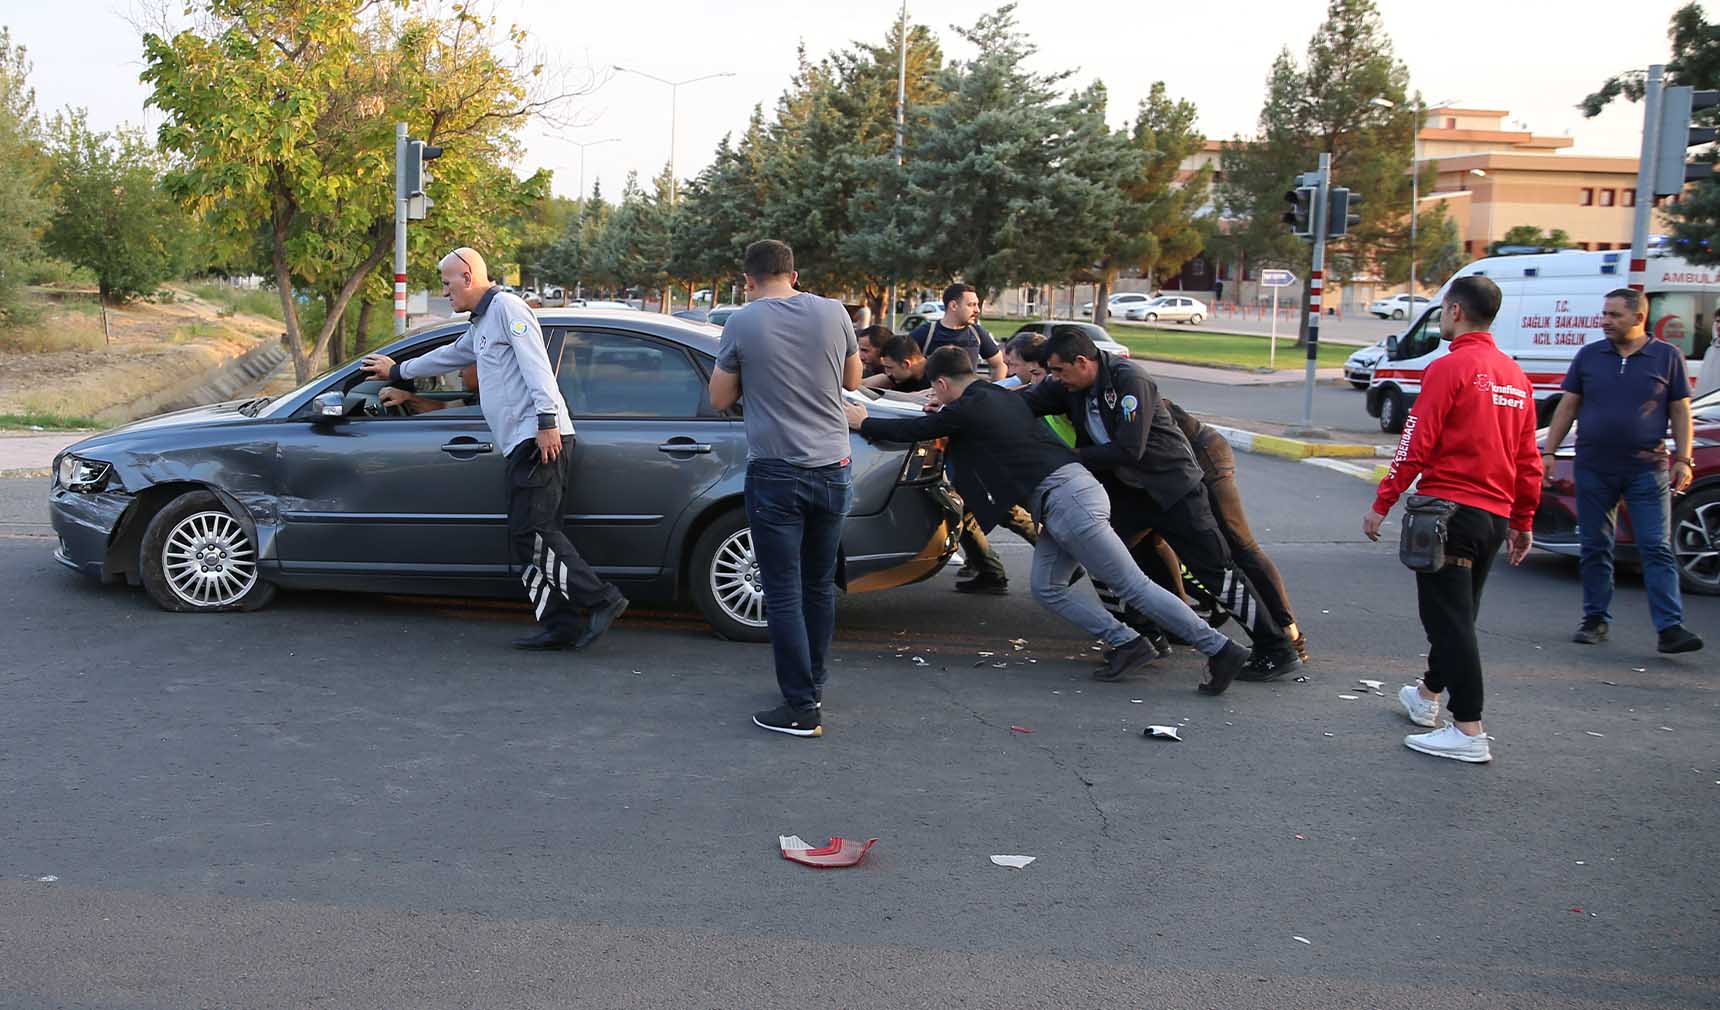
[144,0,580,381]
[1217,0,1452,337]
[897,5,1118,301]
[671,135,757,300]
[588,170,673,304]
[41,111,190,304]
[1582,3,1720,266]
[0,28,45,319]
[1488,226,1574,255]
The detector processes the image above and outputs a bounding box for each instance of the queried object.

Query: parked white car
[1368,293,1432,320]
[1343,339,1389,390]
[914,300,943,316]
[1123,295,1207,324]
[1080,292,1154,318]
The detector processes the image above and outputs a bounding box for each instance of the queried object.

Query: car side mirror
[312,391,346,421]
[1386,335,1399,357]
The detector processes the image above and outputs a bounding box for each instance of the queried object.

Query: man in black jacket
[844,347,1250,690]
[1022,330,1294,669]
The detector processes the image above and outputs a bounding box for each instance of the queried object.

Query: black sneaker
[955,574,1009,595]
[1572,617,1608,645]
[1093,634,1160,682]
[1236,643,1302,682]
[752,703,823,737]
[511,628,579,651]
[1658,625,1705,654]
[573,595,629,650]
[1102,628,1169,664]
[1198,641,1250,696]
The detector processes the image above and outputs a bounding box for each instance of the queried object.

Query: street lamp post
[567,136,620,303]
[613,65,735,204]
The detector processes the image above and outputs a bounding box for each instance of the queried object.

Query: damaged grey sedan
[50,310,961,641]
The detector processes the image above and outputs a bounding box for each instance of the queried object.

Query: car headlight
[56,455,112,493]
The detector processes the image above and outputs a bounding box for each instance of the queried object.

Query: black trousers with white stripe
[506,438,619,634]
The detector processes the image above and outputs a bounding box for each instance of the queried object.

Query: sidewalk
[0,432,86,477]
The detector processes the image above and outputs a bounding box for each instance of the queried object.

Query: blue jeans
[1576,465,1683,631]
[745,458,853,710]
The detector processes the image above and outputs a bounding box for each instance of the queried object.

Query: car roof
[403,308,723,355]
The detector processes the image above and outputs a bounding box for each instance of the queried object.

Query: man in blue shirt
[1542,287,1702,654]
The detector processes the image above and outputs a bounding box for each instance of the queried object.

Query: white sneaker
[1398,683,1440,728]
[1404,724,1492,764]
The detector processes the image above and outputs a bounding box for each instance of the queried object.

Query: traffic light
[1654,85,1720,196]
[404,138,444,220]
[1282,182,1315,238]
[1327,187,1362,237]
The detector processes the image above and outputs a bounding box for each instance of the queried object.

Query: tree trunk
[355,299,375,354]
[271,210,311,383]
[328,300,347,369]
[298,230,395,378]
[99,289,111,346]
[1093,269,1117,327]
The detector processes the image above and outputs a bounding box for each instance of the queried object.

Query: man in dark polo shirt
[1542,287,1703,654]
[862,334,932,394]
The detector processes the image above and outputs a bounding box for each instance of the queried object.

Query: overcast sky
[4,0,1692,201]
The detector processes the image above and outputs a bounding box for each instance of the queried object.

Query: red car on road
[1534,387,1720,596]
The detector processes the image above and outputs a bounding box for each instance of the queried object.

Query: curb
[1206,423,1384,461]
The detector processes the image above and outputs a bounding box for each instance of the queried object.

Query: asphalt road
[1,459,1716,1010]
[1154,371,1390,440]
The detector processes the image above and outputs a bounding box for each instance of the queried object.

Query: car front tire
[1189,313,1204,325]
[1673,487,1720,596]
[1145,313,1157,322]
[690,508,771,643]
[139,490,276,613]
[1378,386,1406,433]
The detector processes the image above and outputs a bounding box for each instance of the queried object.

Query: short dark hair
[1005,330,1049,363]
[858,324,895,346]
[1604,287,1645,313]
[879,334,924,364]
[942,283,976,308]
[1044,328,1100,367]
[924,344,976,385]
[743,239,795,280]
[1445,275,1502,328]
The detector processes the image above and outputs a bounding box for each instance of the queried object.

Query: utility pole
[394,123,407,336]
[1629,65,1666,292]
[888,0,906,330]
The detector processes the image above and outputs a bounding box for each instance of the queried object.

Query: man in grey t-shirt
[709,240,862,738]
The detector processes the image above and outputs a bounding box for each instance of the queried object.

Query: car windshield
[259,320,466,416]
[1695,386,1719,420]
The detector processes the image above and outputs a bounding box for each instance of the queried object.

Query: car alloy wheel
[162,510,259,608]
[709,526,768,628]
[1392,309,1405,320]
[1673,491,1720,595]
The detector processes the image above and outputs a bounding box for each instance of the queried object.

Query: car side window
[1394,306,1444,361]
[557,330,716,418]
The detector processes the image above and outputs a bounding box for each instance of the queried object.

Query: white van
[1365,250,1715,432]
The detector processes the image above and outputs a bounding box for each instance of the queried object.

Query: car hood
[1347,346,1386,364]
[62,400,256,456]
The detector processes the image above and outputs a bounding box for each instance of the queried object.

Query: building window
[1599,189,1616,207]
[1463,240,1475,256]
[1580,188,1595,206]
[1578,242,1591,251]
[1623,188,1637,207]
[1444,117,1456,128]
[1596,242,1612,251]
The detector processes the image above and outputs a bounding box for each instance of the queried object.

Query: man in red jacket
[1362,276,1543,764]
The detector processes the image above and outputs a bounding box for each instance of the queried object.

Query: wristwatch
[1675,456,1696,466]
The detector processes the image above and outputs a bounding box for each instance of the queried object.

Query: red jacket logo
[1473,372,1492,391]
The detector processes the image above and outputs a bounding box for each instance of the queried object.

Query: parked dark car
[49,310,962,641]
[1533,386,1720,596]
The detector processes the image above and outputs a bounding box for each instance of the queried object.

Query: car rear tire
[139,490,275,613]
[1145,313,1157,322]
[1189,313,1204,325]
[1672,487,1720,596]
[690,508,770,643]
[1392,309,1406,320]
[1378,386,1407,433]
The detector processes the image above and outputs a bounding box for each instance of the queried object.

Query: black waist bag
[1399,495,1459,573]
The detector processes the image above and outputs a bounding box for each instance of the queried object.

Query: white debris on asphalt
[1358,680,1384,690]
[36,875,57,883]
[778,835,811,851]
[1338,694,1360,701]
[990,854,1036,869]
[1010,639,1028,651]
[1585,731,1605,737]
[1293,936,1312,945]
[1144,725,1182,741]
[1130,699,1144,704]
[911,656,928,666]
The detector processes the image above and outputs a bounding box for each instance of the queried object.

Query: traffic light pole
[394,122,408,336]
[1629,65,1665,293]
[1299,152,1331,433]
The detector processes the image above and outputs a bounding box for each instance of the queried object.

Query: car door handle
[657,440,713,455]
[441,439,494,455]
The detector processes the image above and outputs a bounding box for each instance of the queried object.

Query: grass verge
[980,316,1331,371]
[184,280,285,321]
[0,412,103,431]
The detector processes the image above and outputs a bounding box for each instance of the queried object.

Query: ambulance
[1365,249,1715,432]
